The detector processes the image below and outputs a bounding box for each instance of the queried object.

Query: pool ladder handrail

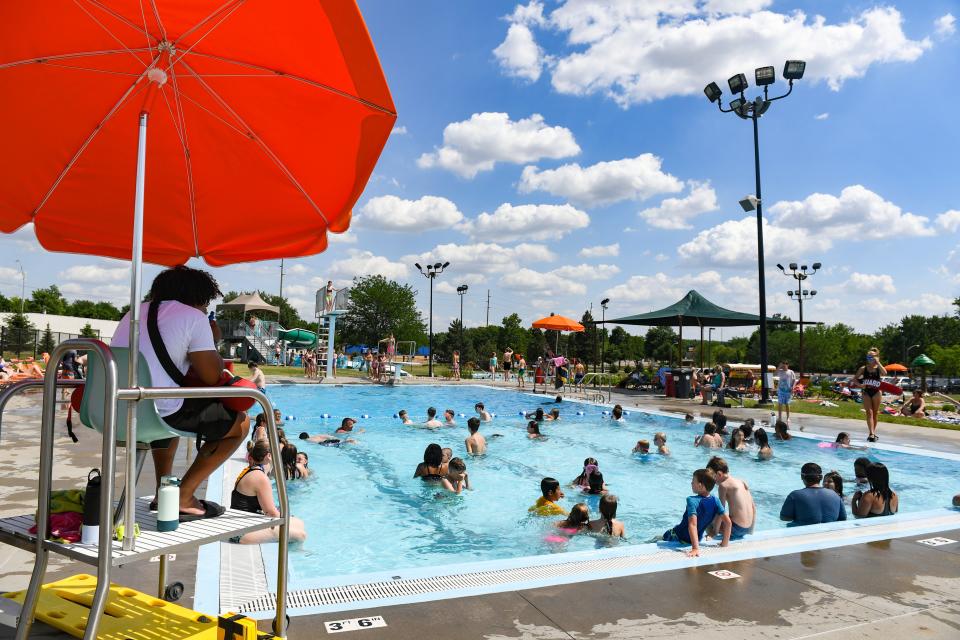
[0,339,290,640]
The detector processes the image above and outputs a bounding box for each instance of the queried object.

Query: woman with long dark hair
[852,463,898,517]
[413,443,446,481]
[755,428,773,460]
[588,494,626,538]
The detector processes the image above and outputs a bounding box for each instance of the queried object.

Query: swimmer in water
[465,417,487,455]
[398,409,413,425]
[443,409,457,426]
[611,405,624,421]
[440,457,471,494]
[586,469,607,495]
[298,431,356,446]
[632,439,650,454]
[337,417,362,434]
[526,407,545,421]
[475,402,492,422]
[545,408,560,421]
[424,407,443,428]
[654,432,670,455]
[572,458,599,488]
[555,503,590,535]
[527,420,543,439]
[684,413,695,423]
[441,447,453,464]
[588,494,626,538]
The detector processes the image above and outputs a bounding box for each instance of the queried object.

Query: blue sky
[2,1,958,337]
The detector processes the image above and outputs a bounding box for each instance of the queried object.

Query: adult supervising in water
[853,347,887,442]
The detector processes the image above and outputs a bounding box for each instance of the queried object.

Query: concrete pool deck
[2,382,960,638]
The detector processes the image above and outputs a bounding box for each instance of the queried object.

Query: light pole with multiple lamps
[778,262,820,378]
[704,59,806,404]
[456,284,468,352]
[414,261,449,378]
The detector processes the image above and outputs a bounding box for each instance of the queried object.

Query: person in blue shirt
[780,462,847,526]
[662,468,732,557]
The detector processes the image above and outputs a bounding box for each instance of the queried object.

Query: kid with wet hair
[440,457,471,494]
[555,503,590,534]
[712,409,728,434]
[527,420,543,439]
[739,418,755,443]
[475,402,492,421]
[632,440,650,454]
[589,494,626,538]
[662,468,731,557]
[823,471,844,498]
[530,477,567,516]
[654,432,670,455]
[572,458,599,487]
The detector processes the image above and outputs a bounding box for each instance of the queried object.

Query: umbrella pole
[121,111,149,552]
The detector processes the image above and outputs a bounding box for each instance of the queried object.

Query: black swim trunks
[158,397,238,449]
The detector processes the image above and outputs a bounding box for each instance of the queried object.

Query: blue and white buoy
[576,410,584,416]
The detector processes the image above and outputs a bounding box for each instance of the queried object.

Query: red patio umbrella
[0,3,395,637]
[532,313,585,351]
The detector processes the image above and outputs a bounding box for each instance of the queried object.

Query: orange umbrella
[884,363,908,372]
[532,314,585,332]
[532,314,584,352]
[0,1,396,266]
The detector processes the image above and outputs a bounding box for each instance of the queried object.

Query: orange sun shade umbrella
[532,315,586,332]
[0,1,396,266]
[884,363,908,372]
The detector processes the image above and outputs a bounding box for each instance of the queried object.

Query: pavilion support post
[678,317,683,366]
[699,323,704,369]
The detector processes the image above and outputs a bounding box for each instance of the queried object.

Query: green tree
[0,293,11,312]
[91,301,122,320]
[340,275,425,347]
[29,285,67,315]
[499,313,527,355]
[259,292,306,329]
[38,323,57,353]
[525,328,548,362]
[79,323,99,338]
[644,326,676,363]
[67,299,98,318]
[3,312,36,356]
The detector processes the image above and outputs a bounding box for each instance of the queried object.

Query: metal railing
[3,339,289,639]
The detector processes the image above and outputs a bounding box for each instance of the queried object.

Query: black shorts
[503,362,511,370]
[155,397,239,449]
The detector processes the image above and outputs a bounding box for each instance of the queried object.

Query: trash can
[664,372,676,398]
[672,368,692,399]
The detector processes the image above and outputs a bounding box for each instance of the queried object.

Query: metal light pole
[415,261,450,377]
[778,262,820,378]
[457,284,468,351]
[905,343,920,378]
[705,60,806,404]
[15,260,25,315]
[600,298,609,374]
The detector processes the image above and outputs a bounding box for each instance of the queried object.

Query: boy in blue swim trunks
[662,468,731,557]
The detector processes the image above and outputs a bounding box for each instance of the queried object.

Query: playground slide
[279,328,318,347]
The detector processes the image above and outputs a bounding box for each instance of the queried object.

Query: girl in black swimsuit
[414,443,446,481]
[852,462,898,517]
[854,348,887,442]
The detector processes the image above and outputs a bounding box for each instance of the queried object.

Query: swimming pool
[258,384,960,584]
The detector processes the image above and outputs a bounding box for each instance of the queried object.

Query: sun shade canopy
[0,1,396,266]
[911,354,935,367]
[532,314,585,332]
[603,290,782,327]
[216,292,279,316]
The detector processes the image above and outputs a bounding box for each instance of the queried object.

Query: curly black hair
[148,266,222,307]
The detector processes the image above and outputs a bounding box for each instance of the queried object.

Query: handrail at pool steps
[0,338,290,640]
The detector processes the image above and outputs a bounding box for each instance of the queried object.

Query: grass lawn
[739,397,960,431]
[258,363,458,379]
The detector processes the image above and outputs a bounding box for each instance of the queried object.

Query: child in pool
[555,503,590,535]
[611,404,624,421]
[398,409,413,425]
[526,407,546,421]
[585,470,607,495]
[527,421,544,439]
[588,494,626,538]
[853,457,872,491]
[544,408,560,421]
[443,409,457,426]
[529,477,566,516]
[572,458,599,488]
[755,428,773,460]
[475,402,492,422]
[654,432,670,455]
[823,471,844,499]
[440,457,471,494]
[661,468,731,557]
[632,440,650,454]
[441,447,453,464]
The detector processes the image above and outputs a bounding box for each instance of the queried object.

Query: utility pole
[485,290,490,326]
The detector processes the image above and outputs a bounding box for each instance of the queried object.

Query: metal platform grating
[223,509,960,614]
[0,497,283,567]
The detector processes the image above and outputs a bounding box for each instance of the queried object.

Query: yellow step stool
[4,574,278,639]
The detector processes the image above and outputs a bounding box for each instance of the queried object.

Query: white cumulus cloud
[324,250,408,285]
[506,3,932,107]
[462,203,589,241]
[550,263,620,280]
[936,210,960,232]
[494,23,544,81]
[519,154,682,207]
[770,185,934,239]
[638,181,719,230]
[390,125,408,136]
[841,272,897,295]
[501,268,586,296]
[935,13,956,38]
[678,216,831,267]
[418,112,580,178]
[403,242,555,277]
[59,264,129,283]
[356,195,464,232]
[579,243,619,258]
[814,113,830,120]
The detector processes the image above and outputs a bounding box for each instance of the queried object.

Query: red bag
[183,369,257,412]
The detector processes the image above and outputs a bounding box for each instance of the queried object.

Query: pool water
[261,385,959,581]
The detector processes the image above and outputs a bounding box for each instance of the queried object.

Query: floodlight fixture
[812,262,821,270]
[777,263,785,271]
[442,261,450,269]
[728,73,748,94]
[801,264,808,271]
[739,195,759,212]
[811,290,817,296]
[601,298,610,307]
[414,263,422,271]
[802,289,809,296]
[787,291,794,297]
[755,66,775,86]
[789,262,798,271]
[704,82,722,103]
[783,60,806,80]
[432,262,441,269]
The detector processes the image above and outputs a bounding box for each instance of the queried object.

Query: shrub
[941,403,956,413]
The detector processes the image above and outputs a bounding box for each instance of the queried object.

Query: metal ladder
[0,339,290,639]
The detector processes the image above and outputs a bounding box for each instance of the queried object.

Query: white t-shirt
[111,301,216,416]
[777,368,797,391]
